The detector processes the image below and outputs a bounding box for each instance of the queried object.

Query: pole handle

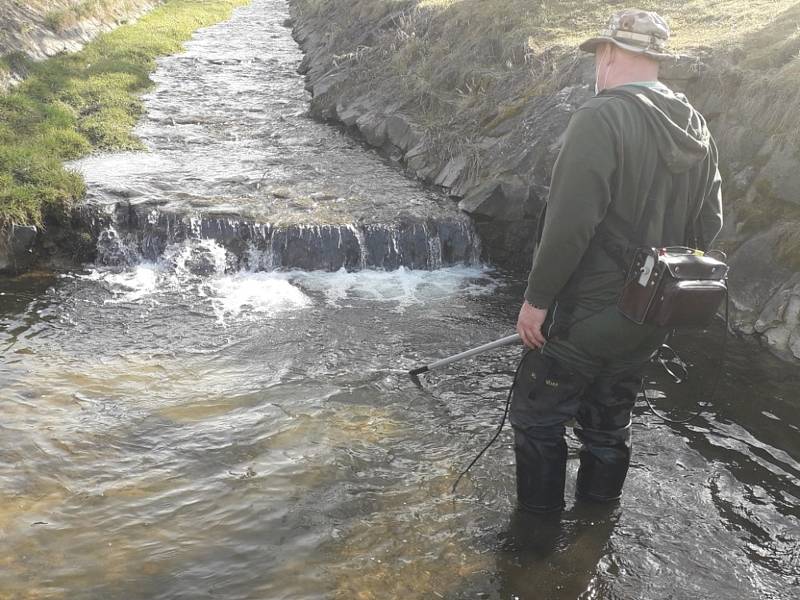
[408,333,521,384]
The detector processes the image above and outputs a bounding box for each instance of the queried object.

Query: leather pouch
[618,248,729,328]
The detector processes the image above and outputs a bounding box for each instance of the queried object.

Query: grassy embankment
[298,0,800,264]
[41,0,146,33]
[0,0,249,229]
[301,0,798,129]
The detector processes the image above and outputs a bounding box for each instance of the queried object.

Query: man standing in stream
[512,9,723,513]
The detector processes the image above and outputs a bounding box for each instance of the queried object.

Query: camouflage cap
[580,9,675,61]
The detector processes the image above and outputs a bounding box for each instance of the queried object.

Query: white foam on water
[71,236,493,320]
[207,272,311,322]
[105,265,160,303]
[290,266,496,311]
[165,238,229,278]
[75,264,161,303]
[75,264,312,322]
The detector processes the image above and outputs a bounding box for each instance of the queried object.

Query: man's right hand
[517,301,548,349]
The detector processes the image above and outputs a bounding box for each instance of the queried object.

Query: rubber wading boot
[575,427,631,503]
[513,428,568,513]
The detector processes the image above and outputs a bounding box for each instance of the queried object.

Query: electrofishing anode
[408,333,522,387]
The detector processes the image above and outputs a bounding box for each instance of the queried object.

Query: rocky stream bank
[288,0,800,361]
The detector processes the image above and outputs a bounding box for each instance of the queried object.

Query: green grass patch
[0,0,249,228]
[0,52,31,78]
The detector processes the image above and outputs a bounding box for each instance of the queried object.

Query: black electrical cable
[451,279,730,492]
[451,355,526,495]
[642,287,729,425]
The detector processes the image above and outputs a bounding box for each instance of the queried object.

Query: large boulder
[754,273,800,358]
[756,139,800,206]
[727,227,795,334]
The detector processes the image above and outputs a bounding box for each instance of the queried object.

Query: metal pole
[409,333,522,385]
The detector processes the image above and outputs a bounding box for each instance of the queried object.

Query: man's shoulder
[571,94,636,125]
[566,95,628,133]
[575,95,621,113]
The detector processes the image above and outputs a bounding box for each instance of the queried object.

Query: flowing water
[1,1,798,599]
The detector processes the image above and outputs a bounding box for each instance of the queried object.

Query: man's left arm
[518,106,617,348]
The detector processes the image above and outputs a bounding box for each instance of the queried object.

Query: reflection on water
[2,261,798,599]
[0,262,503,599]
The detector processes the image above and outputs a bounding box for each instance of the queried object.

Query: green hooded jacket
[524,83,723,312]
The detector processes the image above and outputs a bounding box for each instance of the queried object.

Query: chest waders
[509,311,658,513]
[408,302,726,509]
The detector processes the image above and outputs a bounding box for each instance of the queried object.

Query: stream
[1,1,798,598]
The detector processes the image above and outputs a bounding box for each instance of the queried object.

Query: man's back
[525,83,723,313]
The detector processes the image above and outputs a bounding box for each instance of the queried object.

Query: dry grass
[733,4,800,143]
[35,0,147,33]
[413,0,799,50]
[299,0,800,137]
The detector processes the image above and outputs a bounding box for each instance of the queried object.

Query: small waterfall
[95,226,140,267]
[463,219,483,265]
[97,204,482,272]
[349,225,368,270]
[426,224,443,270]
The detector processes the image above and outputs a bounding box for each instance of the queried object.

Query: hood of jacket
[605,84,711,173]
